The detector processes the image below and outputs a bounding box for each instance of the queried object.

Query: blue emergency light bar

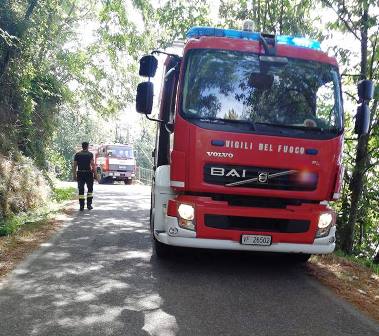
[186,27,321,51]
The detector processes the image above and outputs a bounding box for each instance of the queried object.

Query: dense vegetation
[0,0,378,262]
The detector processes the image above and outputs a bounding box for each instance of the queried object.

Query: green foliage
[0,214,25,236]
[52,108,118,179]
[133,116,155,170]
[318,0,379,259]
[157,0,212,46]
[0,0,158,180]
[52,186,76,202]
[334,250,379,275]
[219,0,316,36]
[0,182,74,237]
[0,154,50,220]
[0,205,58,237]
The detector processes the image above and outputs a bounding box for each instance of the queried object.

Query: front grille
[204,164,317,191]
[211,195,315,209]
[109,164,134,172]
[205,214,310,233]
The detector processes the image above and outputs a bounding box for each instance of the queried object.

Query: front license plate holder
[241,234,272,246]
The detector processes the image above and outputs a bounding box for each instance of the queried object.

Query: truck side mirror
[358,80,374,101]
[355,104,370,136]
[139,55,158,78]
[136,82,154,114]
[355,80,374,136]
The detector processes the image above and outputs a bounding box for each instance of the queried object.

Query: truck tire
[153,236,173,259]
[289,253,311,263]
[150,187,173,259]
[97,170,106,184]
[124,179,132,185]
[104,177,113,184]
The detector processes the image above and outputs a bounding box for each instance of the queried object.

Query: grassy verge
[52,186,76,202]
[0,186,76,237]
[0,186,76,279]
[333,250,379,275]
[308,253,379,321]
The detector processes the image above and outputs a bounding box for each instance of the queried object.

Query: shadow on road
[0,184,377,336]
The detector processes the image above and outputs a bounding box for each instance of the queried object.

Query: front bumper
[156,215,336,254]
[103,171,135,180]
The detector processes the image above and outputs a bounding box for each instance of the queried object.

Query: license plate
[119,166,126,169]
[241,234,272,246]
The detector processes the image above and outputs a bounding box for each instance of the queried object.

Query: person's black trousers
[77,171,94,209]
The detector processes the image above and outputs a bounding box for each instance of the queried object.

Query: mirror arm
[152,50,181,61]
[145,114,174,133]
[259,34,276,56]
[165,66,178,79]
[145,114,163,123]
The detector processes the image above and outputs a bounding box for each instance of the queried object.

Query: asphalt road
[0,183,378,336]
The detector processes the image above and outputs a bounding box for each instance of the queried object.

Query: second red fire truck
[95,143,136,184]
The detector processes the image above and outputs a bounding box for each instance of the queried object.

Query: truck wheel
[150,192,172,259]
[124,179,132,185]
[289,253,311,263]
[105,177,114,184]
[153,236,173,259]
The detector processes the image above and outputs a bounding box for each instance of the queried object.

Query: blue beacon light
[186,26,321,51]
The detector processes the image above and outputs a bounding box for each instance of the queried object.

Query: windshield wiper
[186,116,255,130]
[255,122,322,132]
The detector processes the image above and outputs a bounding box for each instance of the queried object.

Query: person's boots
[87,192,93,210]
[87,198,93,210]
[79,198,85,211]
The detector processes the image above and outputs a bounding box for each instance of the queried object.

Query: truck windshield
[107,146,134,158]
[182,49,343,137]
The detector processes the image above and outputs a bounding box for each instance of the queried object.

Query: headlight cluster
[177,204,195,231]
[316,213,334,238]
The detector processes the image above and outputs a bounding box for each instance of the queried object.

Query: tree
[156,0,212,46]
[319,0,379,256]
[219,0,316,36]
[0,0,158,173]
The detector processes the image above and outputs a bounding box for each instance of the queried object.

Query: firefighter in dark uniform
[73,142,96,211]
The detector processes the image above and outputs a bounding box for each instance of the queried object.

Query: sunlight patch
[143,309,179,336]
[124,293,162,311]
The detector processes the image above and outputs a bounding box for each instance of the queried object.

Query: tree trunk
[344,134,368,253]
[343,3,369,254]
[374,249,379,264]
[279,0,284,34]
[374,231,379,264]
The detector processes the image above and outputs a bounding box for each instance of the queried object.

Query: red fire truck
[95,143,136,184]
[136,25,373,260]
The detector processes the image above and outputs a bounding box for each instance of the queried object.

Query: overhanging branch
[320,0,361,41]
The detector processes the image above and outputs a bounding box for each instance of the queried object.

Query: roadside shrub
[52,187,76,202]
[0,154,50,221]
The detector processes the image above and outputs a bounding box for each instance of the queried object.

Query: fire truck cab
[136,25,373,260]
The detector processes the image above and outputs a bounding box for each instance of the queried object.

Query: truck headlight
[178,204,194,220]
[316,213,333,238]
[177,204,195,231]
